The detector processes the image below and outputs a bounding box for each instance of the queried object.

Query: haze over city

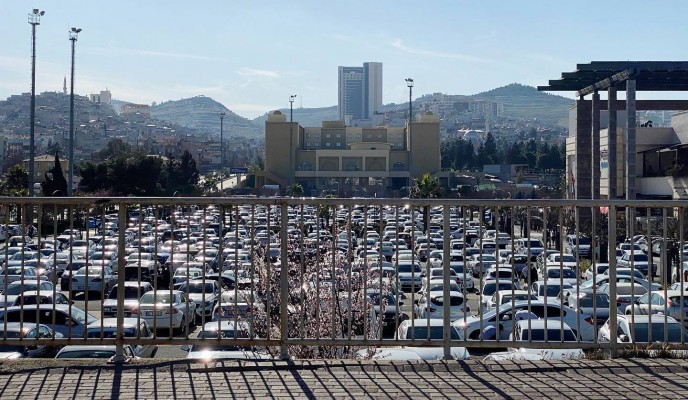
[2,1,687,118]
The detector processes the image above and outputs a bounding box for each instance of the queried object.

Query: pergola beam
[577,68,636,97]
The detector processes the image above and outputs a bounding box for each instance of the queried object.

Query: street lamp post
[220,112,225,194]
[28,8,45,197]
[68,27,81,197]
[405,78,414,185]
[289,95,297,189]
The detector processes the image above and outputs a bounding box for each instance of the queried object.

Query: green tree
[408,173,443,233]
[289,183,304,197]
[0,164,28,196]
[98,138,133,160]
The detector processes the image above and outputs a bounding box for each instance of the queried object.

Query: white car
[544,253,579,269]
[172,267,205,286]
[484,320,584,361]
[68,266,117,295]
[539,266,578,286]
[484,290,537,311]
[453,300,596,341]
[417,291,469,321]
[177,279,221,320]
[212,290,262,321]
[182,320,271,360]
[55,345,138,360]
[135,290,196,333]
[0,280,55,307]
[599,314,687,344]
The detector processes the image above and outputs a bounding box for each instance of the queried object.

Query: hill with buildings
[470,83,573,126]
[150,96,262,138]
[251,83,572,128]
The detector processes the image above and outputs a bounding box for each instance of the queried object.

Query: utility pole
[28,8,45,197]
[68,27,81,196]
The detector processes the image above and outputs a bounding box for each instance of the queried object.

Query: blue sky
[2,1,687,119]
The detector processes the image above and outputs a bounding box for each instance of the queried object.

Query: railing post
[442,205,451,359]
[110,201,128,363]
[279,200,289,360]
[608,204,618,359]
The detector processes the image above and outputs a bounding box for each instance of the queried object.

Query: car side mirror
[180,344,190,352]
[501,314,510,321]
[398,301,404,306]
[619,334,630,343]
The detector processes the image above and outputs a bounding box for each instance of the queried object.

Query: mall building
[257,110,440,196]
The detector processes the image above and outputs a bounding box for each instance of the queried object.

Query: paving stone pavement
[0,359,687,399]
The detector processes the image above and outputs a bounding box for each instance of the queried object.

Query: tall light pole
[289,95,297,189]
[219,112,225,194]
[68,27,81,197]
[405,78,414,185]
[28,8,45,197]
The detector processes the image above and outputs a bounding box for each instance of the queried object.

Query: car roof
[88,318,143,328]
[618,314,679,323]
[200,320,252,331]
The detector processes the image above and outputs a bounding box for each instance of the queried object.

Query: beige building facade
[261,111,440,196]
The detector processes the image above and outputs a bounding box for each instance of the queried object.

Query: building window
[366,133,372,139]
[397,143,403,148]
[377,134,382,139]
[325,133,331,138]
[336,142,341,147]
[325,142,331,147]
[336,133,341,138]
[306,142,311,147]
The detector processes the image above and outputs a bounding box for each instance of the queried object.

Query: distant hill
[151,96,262,137]
[111,96,262,138]
[250,83,572,128]
[110,83,573,137]
[470,83,573,125]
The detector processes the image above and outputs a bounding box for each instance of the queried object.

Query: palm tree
[289,183,304,197]
[408,173,443,233]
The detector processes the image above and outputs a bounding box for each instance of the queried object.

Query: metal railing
[0,197,686,361]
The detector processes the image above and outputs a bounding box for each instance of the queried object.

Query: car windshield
[108,286,145,299]
[86,328,137,338]
[503,294,536,304]
[572,237,590,246]
[483,283,514,296]
[670,297,688,307]
[547,269,577,278]
[430,295,463,306]
[553,255,577,263]
[579,294,610,307]
[140,293,176,304]
[407,326,461,340]
[368,293,397,305]
[522,329,577,341]
[632,323,687,343]
[397,264,421,273]
[5,284,39,295]
[70,307,98,325]
[3,267,25,275]
[57,350,116,359]
[427,284,461,292]
[541,284,572,297]
[77,267,104,276]
[179,283,215,294]
[627,254,648,261]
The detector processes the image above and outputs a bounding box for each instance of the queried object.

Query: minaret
[63,76,67,94]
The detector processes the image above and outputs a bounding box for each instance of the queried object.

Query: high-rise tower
[338,62,382,123]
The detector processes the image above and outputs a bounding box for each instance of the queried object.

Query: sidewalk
[1,358,687,399]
